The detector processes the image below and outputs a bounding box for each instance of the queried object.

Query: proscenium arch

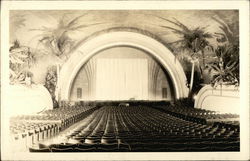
[71,45,177,101]
[59,29,189,101]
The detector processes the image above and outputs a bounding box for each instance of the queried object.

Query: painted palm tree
[29,13,106,106]
[30,13,105,59]
[154,16,212,95]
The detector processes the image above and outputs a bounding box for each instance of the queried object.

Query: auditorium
[3,9,244,155]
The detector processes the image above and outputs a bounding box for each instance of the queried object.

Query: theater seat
[118,143,131,151]
[85,136,101,144]
[77,143,97,149]
[74,147,96,152]
[29,147,51,152]
[98,143,119,152]
[38,143,50,149]
[101,136,117,144]
[51,147,74,152]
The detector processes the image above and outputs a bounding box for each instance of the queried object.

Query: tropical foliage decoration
[206,16,239,87]
[44,66,58,108]
[9,13,106,108]
[206,45,239,87]
[27,14,106,105]
[154,16,212,95]
[9,40,36,84]
[30,13,105,59]
[212,16,239,47]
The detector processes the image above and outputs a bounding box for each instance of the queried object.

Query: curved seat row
[153,105,239,129]
[30,106,240,152]
[30,140,239,152]
[9,105,98,152]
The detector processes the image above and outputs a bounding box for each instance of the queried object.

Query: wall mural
[9,10,239,103]
[9,40,34,85]
[9,12,107,106]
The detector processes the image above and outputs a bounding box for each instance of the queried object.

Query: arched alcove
[69,46,175,101]
[58,29,189,100]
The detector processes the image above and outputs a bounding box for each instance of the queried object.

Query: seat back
[51,147,74,152]
[29,147,51,152]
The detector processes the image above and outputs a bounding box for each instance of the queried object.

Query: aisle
[38,110,100,147]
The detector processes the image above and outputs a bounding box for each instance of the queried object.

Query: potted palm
[207,16,239,89]
[154,16,212,96]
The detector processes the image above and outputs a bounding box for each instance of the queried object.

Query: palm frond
[211,64,221,72]
[58,16,65,28]
[29,26,54,32]
[160,25,186,35]
[155,31,171,36]
[166,39,185,45]
[226,63,239,72]
[68,22,107,31]
[153,15,191,33]
[39,36,53,43]
[28,34,52,43]
[212,16,236,45]
[172,17,190,32]
[203,32,213,38]
[66,13,88,28]
[214,32,225,37]
[150,15,182,27]
[212,16,227,28]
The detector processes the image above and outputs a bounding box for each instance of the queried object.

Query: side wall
[5,85,53,117]
[194,85,240,114]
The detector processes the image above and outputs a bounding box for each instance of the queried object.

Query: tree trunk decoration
[44,66,58,108]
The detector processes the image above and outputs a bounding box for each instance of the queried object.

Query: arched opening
[69,46,176,101]
[58,29,188,101]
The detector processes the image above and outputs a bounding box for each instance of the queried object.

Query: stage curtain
[96,58,148,100]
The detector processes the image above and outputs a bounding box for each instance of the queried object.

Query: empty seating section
[9,105,98,151]
[154,105,239,127]
[28,106,239,152]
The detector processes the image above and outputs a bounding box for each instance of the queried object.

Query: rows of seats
[153,105,239,128]
[31,106,240,152]
[9,105,98,152]
[30,140,239,152]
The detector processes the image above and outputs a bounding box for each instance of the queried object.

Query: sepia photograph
[1,1,249,160]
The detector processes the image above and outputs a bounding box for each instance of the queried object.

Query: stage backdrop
[96,58,148,100]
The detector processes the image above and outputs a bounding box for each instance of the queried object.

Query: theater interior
[5,10,241,153]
